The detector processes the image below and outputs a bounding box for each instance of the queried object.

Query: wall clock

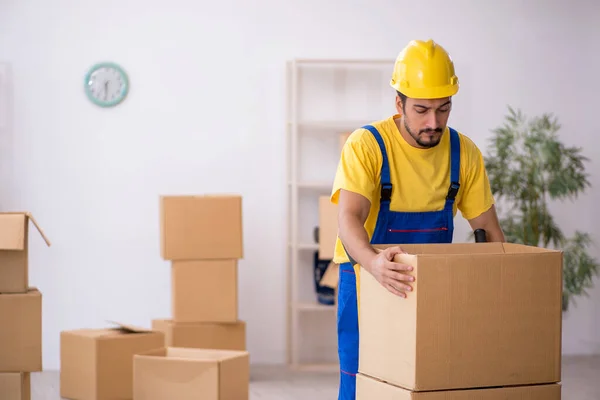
[84,62,129,107]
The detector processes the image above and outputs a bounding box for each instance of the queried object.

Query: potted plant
[480,106,600,311]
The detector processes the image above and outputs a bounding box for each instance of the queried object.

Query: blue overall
[336,125,461,399]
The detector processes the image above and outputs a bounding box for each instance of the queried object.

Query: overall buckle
[381,184,392,202]
[446,181,460,200]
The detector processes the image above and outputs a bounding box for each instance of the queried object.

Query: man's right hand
[367,246,415,298]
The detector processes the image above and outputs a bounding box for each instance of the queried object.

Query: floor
[31,355,600,399]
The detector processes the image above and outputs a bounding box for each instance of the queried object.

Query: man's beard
[404,119,443,148]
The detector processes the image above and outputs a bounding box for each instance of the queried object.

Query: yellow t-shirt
[330,114,495,298]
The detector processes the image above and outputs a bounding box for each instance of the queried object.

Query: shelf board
[290,242,319,250]
[295,301,336,311]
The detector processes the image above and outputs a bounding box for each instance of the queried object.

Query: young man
[330,39,505,399]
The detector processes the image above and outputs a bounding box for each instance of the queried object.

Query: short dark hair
[396,91,407,111]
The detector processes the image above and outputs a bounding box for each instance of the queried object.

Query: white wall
[0,0,599,370]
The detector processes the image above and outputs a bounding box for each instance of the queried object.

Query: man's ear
[395,94,404,115]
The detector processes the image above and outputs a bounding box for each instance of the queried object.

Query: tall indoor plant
[481,106,600,311]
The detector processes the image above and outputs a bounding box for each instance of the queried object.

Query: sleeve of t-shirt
[330,129,381,205]
[457,137,496,220]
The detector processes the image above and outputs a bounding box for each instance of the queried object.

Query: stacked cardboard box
[0,212,50,400]
[356,242,564,399]
[152,195,246,352]
[58,194,249,399]
[129,194,250,399]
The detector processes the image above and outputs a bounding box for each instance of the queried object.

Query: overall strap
[445,127,461,210]
[362,125,392,212]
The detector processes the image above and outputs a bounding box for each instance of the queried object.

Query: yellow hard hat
[390,39,459,99]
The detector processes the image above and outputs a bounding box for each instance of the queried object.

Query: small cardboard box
[0,288,42,372]
[160,195,243,260]
[152,319,246,351]
[171,259,238,323]
[356,373,562,399]
[319,261,339,289]
[60,322,165,400]
[359,242,563,391]
[0,373,30,400]
[0,212,51,293]
[320,261,339,307]
[133,347,250,400]
[318,196,338,260]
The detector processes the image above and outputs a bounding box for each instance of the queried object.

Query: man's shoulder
[346,120,387,147]
[450,128,484,156]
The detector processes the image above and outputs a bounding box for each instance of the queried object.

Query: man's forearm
[486,225,506,242]
[338,212,378,272]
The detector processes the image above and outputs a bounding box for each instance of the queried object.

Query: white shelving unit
[285,58,395,370]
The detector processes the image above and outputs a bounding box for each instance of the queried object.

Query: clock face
[84,62,129,107]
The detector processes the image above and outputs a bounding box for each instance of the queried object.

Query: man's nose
[425,112,439,129]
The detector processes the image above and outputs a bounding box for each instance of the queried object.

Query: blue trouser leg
[337,262,359,400]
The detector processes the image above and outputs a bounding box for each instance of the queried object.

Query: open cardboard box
[0,212,51,293]
[60,321,165,400]
[359,242,563,392]
[133,347,249,400]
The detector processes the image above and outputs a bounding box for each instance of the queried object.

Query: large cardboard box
[60,322,165,400]
[318,196,338,260]
[356,373,562,399]
[171,259,238,323]
[0,288,42,372]
[133,347,249,400]
[0,212,51,293]
[359,242,563,392]
[160,195,243,260]
[0,373,30,400]
[152,319,246,351]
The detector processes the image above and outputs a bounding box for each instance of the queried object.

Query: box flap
[106,320,153,334]
[26,213,51,247]
[0,212,51,249]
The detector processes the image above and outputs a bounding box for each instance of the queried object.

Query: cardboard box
[319,261,339,289]
[0,288,42,372]
[133,347,250,400]
[320,262,339,306]
[318,196,338,260]
[0,212,51,293]
[356,373,562,399]
[359,242,563,392]
[171,259,238,323]
[0,373,30,400]
[160,195,243,260]
[60,322,165,400]
[152,319,246,350]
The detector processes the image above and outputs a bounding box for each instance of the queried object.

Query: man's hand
[367,246,414,298]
